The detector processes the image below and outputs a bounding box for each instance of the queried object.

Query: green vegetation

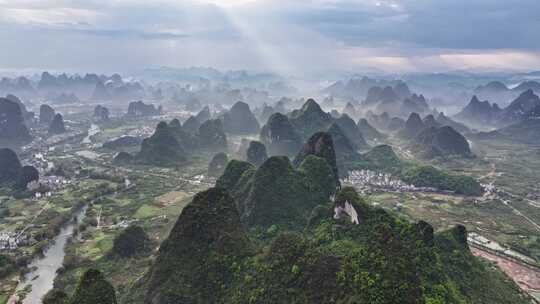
[334,114,369,149]
[436,226,527,304]
[246,140,268,166]
[293,132,340,187]
[216,160,255,190]
[226,156,337,229]
[414,126,472,159]
[47,155,210,303]
[259,112,303,157]
[289,99,333,139]
[361,144,403,172]
[139,186,527,304]
[43,289,69,304]
[3,96,534,304]
[402,166,482,196]
[344,145,482,196]
[197,119,227,151]
[144,188,252,303]
[111,226,151,258]
[69,269,117,304]
[136,121,186,166]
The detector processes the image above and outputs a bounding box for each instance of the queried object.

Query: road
[485,162,540,232]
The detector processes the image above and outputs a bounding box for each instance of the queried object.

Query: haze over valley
[1,1,540,303]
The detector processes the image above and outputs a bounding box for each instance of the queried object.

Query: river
[10,205,88,304]
[82,124,100,144]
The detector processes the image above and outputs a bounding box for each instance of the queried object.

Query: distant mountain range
[455,89,540,128]
[0,72,146,101]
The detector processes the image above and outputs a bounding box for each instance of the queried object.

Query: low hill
[136,122,186,166]
[414,126,472,159]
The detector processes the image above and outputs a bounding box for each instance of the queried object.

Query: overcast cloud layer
[1,0,539,75]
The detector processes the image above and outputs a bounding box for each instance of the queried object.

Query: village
[342,169,437,194]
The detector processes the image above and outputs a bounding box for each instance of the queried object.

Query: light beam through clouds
[0,0,539,74]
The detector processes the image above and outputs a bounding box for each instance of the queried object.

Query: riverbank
[13,205,88,304]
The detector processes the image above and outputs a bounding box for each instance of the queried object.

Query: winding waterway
[82,123,100,144]
[11,205,88,304]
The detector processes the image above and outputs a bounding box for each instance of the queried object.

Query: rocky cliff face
[93,105,110,121]
[40,104,56,125]
[48,113,66,134]
[126,101,161,117]
[246,140,268,166]
[260,113,303,157]
[0,98,31,143]
[6,94,34,121]
[208,152,229,177]
[0,148,22,186]
[0,148,38,190]
[293,132,340,188]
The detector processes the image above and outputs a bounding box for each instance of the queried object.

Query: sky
[1,0,540,76]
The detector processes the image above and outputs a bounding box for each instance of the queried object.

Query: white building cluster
[0,232,19,250]
[343,170,436,193]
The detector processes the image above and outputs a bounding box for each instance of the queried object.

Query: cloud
[259,0,540,51]
[0,0,539,74]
